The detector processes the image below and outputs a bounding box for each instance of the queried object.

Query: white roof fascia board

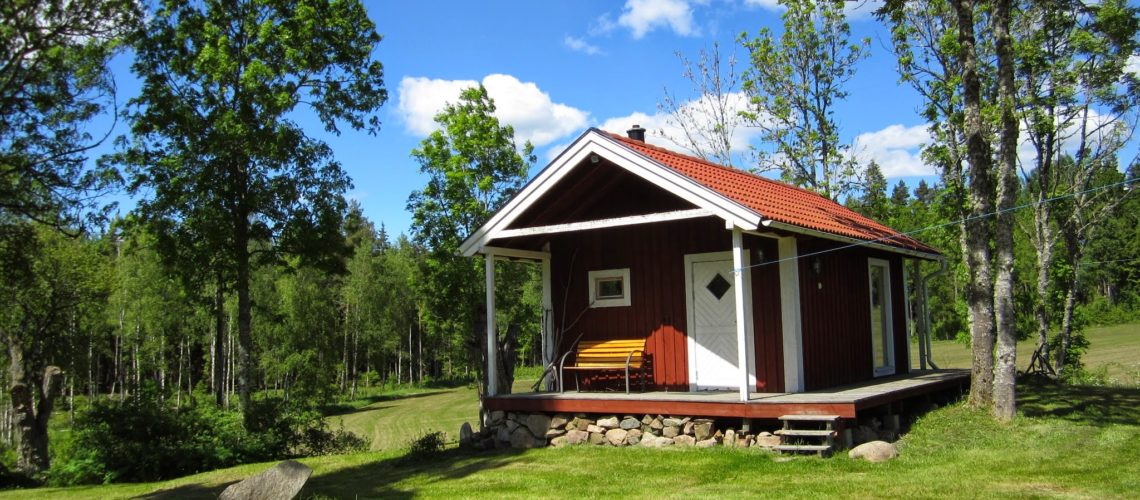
[589,133,763,229]
[459,134,597,256]
[460,129,762,256]
[765,221,942,261]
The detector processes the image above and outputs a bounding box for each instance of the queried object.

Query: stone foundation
[465,411,798,450]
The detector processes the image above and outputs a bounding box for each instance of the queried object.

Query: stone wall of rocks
[465,411,788,450]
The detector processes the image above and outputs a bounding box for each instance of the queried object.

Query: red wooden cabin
[461,126,947,408]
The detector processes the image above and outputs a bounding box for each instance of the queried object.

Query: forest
[2,0,1139,488]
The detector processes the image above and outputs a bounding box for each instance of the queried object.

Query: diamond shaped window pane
[706,273,731,300]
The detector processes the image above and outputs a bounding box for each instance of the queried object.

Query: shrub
[1079,294,1140,327]
[401,431,446,464]
[49,393,366,485]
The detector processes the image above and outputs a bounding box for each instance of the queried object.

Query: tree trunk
[496,323,520,395]
[235,209,253,419]
[991,0,1018,422]
[213,280,226,406]
[953,0,996,409]
[7,334,64,475]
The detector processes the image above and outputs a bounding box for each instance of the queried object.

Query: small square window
[588,268,631,308]
[596,277,624,299]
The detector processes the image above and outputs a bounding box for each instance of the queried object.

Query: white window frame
[588,268,631,308]
[868,258,896,377]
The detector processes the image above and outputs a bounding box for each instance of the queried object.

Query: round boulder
[848,440,899,462]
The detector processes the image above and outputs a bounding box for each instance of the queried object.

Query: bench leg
[625,365,630,394]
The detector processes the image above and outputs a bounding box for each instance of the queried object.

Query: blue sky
[97,1,1035,236]
[342,0,939,237]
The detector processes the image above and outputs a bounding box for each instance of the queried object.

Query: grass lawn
[5,380,1137,499]
[4,323,1136,499]
[913,322,1140,385]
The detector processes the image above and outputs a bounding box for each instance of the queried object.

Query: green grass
[6,381,1137,499]
[913,322,1140,385]
[5,323,1137,498]
[329,378,534,451]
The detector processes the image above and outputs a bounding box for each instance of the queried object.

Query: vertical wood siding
[797,238,911,391]
[748,236,785,392]
[550,220,793,392]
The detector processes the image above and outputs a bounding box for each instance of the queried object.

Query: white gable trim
[459,129,763,257]
[496,208,714,239]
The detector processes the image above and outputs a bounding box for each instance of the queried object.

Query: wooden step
[778,414,840,422]
[774,444,832,452]
[774,429,837,437]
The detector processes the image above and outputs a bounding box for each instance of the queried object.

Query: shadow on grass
[300,447,526,498]
[137,482,234,499]
[1018,379,1140,426]
[322,391,450,417]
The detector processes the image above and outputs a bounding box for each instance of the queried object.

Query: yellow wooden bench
[558,339,651,394]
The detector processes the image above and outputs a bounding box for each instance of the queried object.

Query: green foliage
[400,431,446,464]
[407,85,536,394]
[1051,328,1090,375]
[739,0,867,199]
[1080,294,1140,326]
[0,0,139,232]
[50,394,365,485]
[119,0,388,412]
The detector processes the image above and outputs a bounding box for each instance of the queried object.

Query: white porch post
[485,252,498,396]
[732,227,750,402]
[778,237,805,392]
[540,254,553,390]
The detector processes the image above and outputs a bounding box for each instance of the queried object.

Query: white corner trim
[778,237,805,393]
[902,260,913,372]
[485,254,498,396]
[732,228,751,402]
[869,257,896,377]
[459,130,763,257]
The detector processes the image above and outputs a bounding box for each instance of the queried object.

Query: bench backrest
[574,339,648,368]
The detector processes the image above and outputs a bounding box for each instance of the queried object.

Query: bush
[48,393,366,485]
[401,431,446,464]
[1080,294,1140,327]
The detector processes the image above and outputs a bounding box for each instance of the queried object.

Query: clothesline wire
[737,176,1137,272]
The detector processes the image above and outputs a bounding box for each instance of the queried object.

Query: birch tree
[739,0,868,199]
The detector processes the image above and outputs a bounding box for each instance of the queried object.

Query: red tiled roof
[602,131,938,255]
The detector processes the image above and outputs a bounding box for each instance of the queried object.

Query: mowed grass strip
[913,322,1140,385]
[332,379,534,451]
[9,382,1138,499]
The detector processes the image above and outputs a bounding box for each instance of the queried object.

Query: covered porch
[486,369,969,420]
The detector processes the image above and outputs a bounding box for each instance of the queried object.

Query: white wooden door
[688,255,741,390]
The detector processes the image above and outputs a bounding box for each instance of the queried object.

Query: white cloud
[743,0,783,11]
[744,0,882,21]
[396,77,479,136]
[597,91,762,165]
[851,124,934,177]
[396,74,590,147]
[618,0,700,39]
[589,13,618,36]
[1126,54,1140,77]
[564,35,604,56]
[843,0,883,20]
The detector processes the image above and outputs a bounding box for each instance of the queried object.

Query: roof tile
[602,131,938,254]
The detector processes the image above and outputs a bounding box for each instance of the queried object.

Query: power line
[739,176,1138,271]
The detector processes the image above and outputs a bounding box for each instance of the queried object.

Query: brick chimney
[626,124,646,142]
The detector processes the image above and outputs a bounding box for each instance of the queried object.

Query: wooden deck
[486,369,969,419]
